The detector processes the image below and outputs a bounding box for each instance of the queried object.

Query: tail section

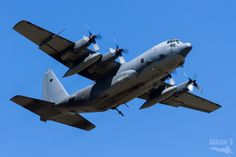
[10,95,95,131]
[10,69,96,131]
[43,69,69,103]
[10,95,57,119]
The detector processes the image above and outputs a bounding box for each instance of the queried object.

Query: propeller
[83,30,102,51]
[167,74,175,85]
[109,41,128,64]
[184,73,202,92]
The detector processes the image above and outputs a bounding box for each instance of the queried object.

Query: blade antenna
[53,28,66,38]
[112,107,125,116]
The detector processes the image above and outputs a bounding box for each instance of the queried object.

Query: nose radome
[179,42,192,57]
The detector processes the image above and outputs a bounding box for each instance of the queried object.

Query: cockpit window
[167,39,181,44]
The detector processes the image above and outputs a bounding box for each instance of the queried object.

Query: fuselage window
[159,54,165,59]
[141,58,145,64]
[167,39,180,44]
[170,43,175,47]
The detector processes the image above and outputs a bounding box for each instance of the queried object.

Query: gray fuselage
[57,39,192,113]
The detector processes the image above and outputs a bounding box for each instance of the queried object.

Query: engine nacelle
[101,46,126,63]
[73,38,91,52]
[140,81,191,110]
[60,38,92,60]
[63,53,102,77]
[101,52,118,63]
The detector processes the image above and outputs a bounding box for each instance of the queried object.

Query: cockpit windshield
[167,39,182,44]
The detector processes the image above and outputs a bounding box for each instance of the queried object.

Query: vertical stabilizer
[43,69,69,103]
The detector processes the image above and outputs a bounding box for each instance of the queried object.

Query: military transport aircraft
[11,20,221,131]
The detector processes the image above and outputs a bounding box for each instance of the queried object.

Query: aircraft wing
[13,20,120,80]
[160,92,221,113]
[11,95,95,131]
[139,87,221,113]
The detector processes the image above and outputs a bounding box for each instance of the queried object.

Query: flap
[11,95,95,131]
[10,95,57,117]
[49,112,95,131]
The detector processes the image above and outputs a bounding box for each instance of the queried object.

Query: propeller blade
[193,81,203,93]
[119,56,126,64]
[184,72,189,80]
[196,85,201,91]
[115,43,119,49]
[88,31,92,36]
[169,77,175,85]
[167,74,175,85]
[111,39,128,63]
[122,48,129,54]
[109,48,116,53]
[85,29,102,44]
[85,30,101,51]
[192,74,197,80]
[93,43,100,51]
[95,34,102,40]
[184,73,203,93]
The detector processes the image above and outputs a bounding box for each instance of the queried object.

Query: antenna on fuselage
[112,107,125,116]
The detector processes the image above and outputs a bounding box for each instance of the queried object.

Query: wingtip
[207,104,222,113]
[10,95,21,101]
[13,20,30,30]
[215,104,222,110]
[85,125,96,131]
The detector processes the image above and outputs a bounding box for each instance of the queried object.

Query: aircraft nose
[179,43,192,57]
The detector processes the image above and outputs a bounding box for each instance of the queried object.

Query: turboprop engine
[74,31,101,52]
[101,44,127,64]
[140,77,201,109]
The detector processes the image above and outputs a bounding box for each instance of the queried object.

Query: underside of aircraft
[10,20,221,131]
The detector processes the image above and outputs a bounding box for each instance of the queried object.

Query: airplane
[10,20,221,131]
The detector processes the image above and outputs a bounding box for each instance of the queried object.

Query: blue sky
[0,0,235,156]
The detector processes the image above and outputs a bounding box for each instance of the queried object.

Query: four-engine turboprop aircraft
[10,20,221,131]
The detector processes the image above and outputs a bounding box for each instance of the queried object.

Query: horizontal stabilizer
[10,95,57,118]
[49,112,95,131]
[10,95,95,131]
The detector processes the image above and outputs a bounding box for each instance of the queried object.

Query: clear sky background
[0,0,235,156]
